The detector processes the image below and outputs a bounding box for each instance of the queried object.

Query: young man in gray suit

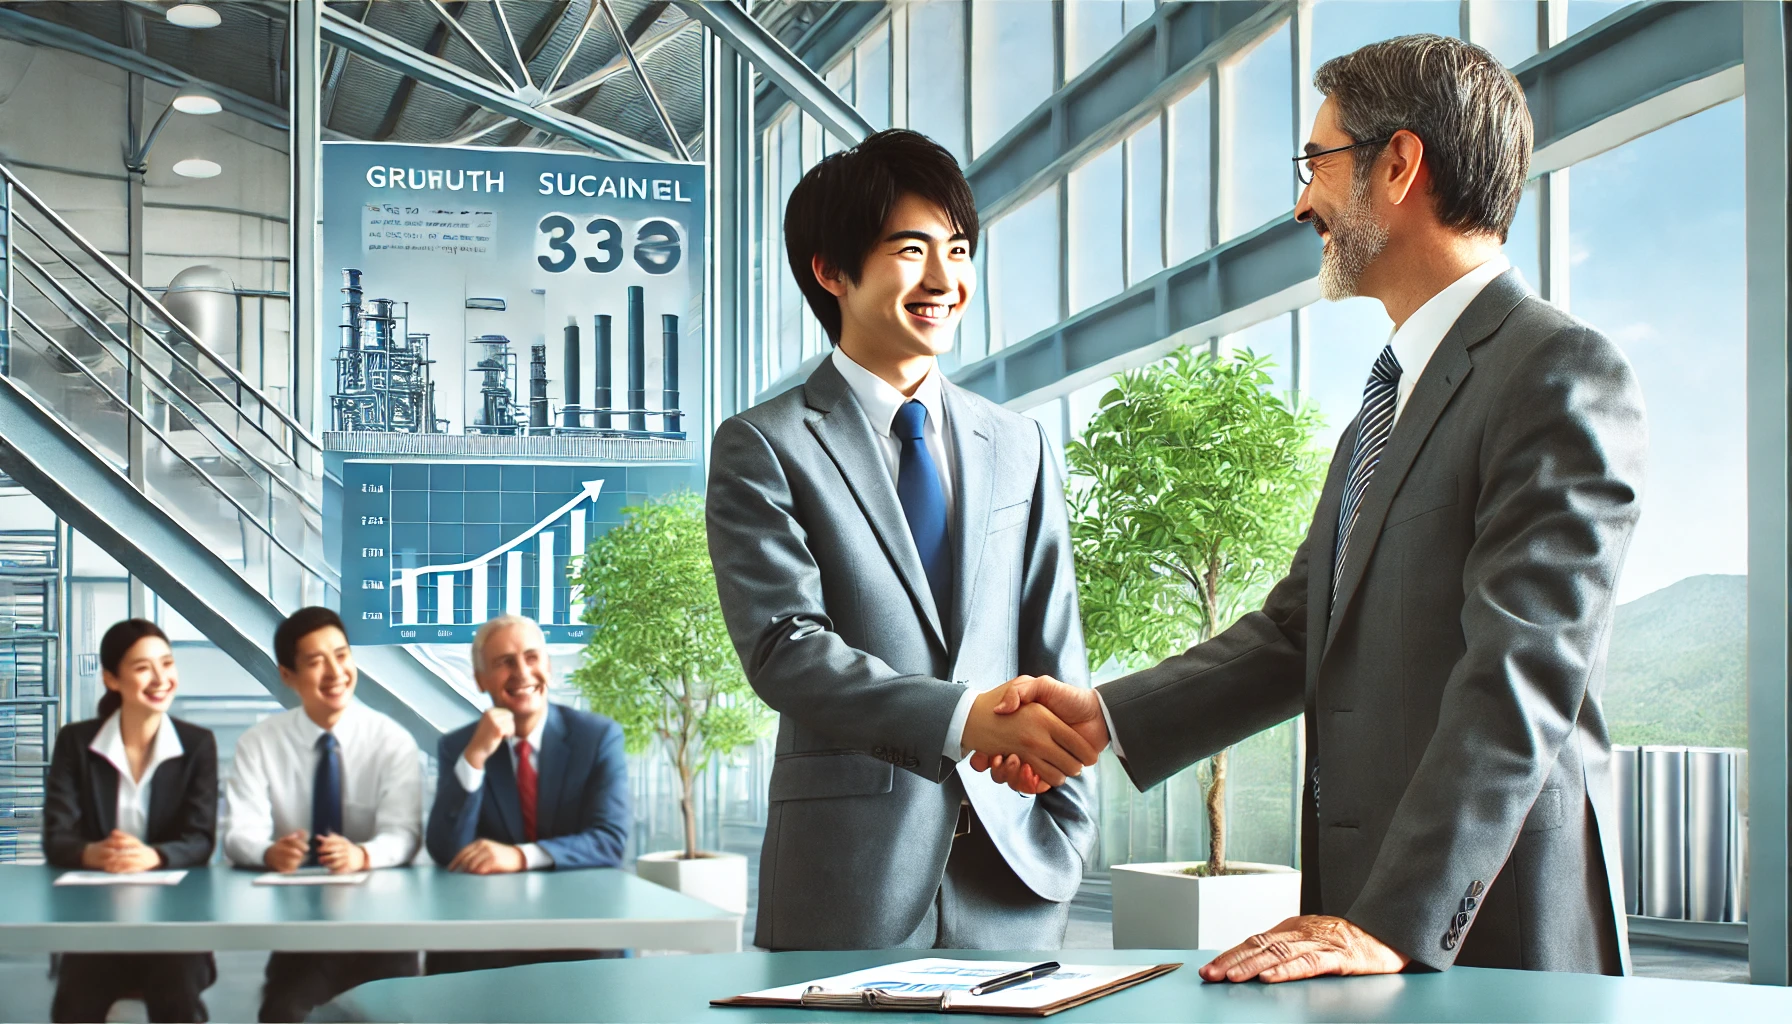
[978,35,1645,981]
[706,129,1101,950]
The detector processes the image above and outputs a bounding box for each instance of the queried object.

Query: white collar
[830,348,947,439]
[508,710,549,752]
[292,700,359,744]
[89,710,184,784]
[1388,254,1512,385]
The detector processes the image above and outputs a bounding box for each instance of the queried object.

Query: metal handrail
[10,212,310,477]
[7,302,335,590]
[0,163,321,457]
[9,243,324,518]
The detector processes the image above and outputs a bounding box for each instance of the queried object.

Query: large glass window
[970,0,1056,157]
[1223,23,1294,240]
[1167,81,1212,265]
[1567,0,1631,37]
[823,56,854,158]
[906,0,969,165]
[1064,0,1126,81]
[1127,116,1165,284]
[1569,100,1747,748]
[1068,142,1125,315]
[1469,0,1543,69]
[1303,298,1391,445]
[856,21,892,132]
[987,185,1061,352]
[1222,313,1296,397]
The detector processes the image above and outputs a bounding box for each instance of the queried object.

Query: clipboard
[713,958,1181,1017]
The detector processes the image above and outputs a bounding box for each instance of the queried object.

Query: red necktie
[515,739,538,842]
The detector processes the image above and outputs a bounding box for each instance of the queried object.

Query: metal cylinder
[529,343,550,430]
[1613,745,1641,915]
[626,286,647,432]
[562,319,581,427]
[1640,747,1687,919]
[162,264,238,366]
[1685,748,1736,922]
[661,313,680,434]
[340,268,364,352]
[593,314,613,428]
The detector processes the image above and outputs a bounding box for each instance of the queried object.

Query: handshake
[962,676,1110,795]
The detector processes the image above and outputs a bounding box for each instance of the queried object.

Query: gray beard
[1317,177,1389,301]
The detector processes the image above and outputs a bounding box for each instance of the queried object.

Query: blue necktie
[893,400,952,624]
[1314,344,1403,816]
[310,731,343,864]
[1333,344,1403,599]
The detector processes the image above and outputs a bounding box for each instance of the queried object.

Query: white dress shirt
[453,714,555,869]
[88,711,184,840]
[1094,254,1515,761]
[829,349,980,761]
[223,701,422,869]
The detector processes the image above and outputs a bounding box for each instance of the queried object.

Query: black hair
[97,618,170,718]
[1314,34,1532,242]
[783,128,979,344]
[274,606,348,671]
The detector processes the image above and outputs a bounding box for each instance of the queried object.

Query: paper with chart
[253,869,370,886]
[732,958,1178,1013]
[54,870,187,886]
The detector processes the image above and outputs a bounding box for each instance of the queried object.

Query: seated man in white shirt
[223,606,423,1023]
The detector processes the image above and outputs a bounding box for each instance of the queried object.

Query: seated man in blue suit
[424,613,630,974]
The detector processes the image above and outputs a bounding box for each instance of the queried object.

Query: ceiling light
[171,93,222,116]
[166,4,221,30]
[171,158,222,179]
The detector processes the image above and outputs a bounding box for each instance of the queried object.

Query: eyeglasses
[1292,137,1392,185]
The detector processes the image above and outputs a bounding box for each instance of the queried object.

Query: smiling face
[102,635,178,717]
[280,625,357,726]
[474,619,550,722]
[1295,98,1392,300]
[819,191,976,367]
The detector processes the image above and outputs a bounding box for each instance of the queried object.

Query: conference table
[312,947,1792,1022]
[0,864,741,954]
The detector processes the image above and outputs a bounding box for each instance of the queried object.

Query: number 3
[537,214,576,273]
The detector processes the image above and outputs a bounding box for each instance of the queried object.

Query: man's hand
[314,833,371,873]
[81,830,162,873]
[968,676,1110,794]
[264,830,310,873]
[960,677,1100,787]
[446,838,527,875]
[463,707,517,771]
[1199,915,1409,984]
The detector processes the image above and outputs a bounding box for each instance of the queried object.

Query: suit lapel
[1306,437,1353,697]
[1324,270,1531,651]
[89,753,119,835]
[535,706,568,838]
[485,741,527,843]
[804,359,948,650]
[943,384,993,657]
[145,756,184,840]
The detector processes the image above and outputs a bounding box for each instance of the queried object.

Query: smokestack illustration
[593,313,612,429]
[562,319,581,428]
[662,314,680,434]
[626,286,647,432]
[340,268,364,355]
[529,343,550,430]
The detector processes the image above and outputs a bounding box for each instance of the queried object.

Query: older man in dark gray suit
[979,35,1645,982]
[707,130,1099,951]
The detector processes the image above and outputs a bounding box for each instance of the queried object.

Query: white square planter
[1111,861,1301,951]
[634,850,749,914]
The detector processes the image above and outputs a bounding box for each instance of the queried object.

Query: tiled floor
[0,914,1755,1022]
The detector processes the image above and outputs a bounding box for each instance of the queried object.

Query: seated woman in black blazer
[43,619,219,1023]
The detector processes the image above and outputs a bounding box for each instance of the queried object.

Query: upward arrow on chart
[394,479,605,580]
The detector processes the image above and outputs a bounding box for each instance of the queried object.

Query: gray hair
[471,614,547,673]
[1314,34,1532,242]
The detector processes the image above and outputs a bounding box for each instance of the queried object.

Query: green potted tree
[571,489,770,916]
[1069,347,1323,950]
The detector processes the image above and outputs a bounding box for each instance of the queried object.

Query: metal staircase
[0,161,478,744]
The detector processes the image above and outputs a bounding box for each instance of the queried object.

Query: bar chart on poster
[339,460,626,645]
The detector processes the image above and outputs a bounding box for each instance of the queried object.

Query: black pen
[968,961,1060,997]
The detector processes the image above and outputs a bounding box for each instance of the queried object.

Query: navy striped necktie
[1333,344,1403,598]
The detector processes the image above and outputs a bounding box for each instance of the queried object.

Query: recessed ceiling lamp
[171,158,222,179]
[171,92,223,116]
[166,4,221,30]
